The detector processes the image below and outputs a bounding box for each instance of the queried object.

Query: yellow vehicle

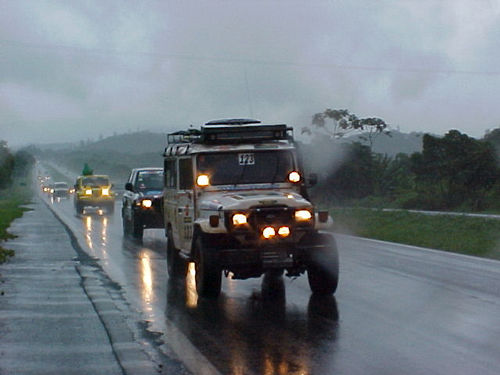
[74,174,115,214]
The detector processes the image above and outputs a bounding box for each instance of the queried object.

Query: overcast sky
[2,0,500,147]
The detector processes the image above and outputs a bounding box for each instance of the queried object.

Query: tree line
[302,109,500,211]
[0,141,35,190]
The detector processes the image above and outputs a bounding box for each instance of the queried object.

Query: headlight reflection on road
[82,214,109,261]
[185,262,198,309]
[140,251,154,311]
[85,215,93,250]
[101,216,108,245]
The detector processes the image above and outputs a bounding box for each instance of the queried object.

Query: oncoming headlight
[232,213,247,225]
[196,174,210,187]
[101,187,110,196]
[85,189,92,196]
[262,226,276,239]
[141,199,153,208]
[278,226,290,237]
[295,209,312,221]
[288,171,301,183]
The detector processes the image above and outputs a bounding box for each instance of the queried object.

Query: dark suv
[122,168,164,240]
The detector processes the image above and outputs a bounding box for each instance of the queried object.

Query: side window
[179,158,193,190]
[164,159,177,188]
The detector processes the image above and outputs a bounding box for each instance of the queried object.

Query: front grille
[248,205,293,230]
[226,205,293,234]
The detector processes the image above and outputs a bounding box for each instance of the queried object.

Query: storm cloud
[2,0,500,146]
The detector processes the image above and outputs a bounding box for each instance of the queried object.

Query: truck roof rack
[205,118,261,126]
[167,119,293,145]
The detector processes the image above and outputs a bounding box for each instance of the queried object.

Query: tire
[131,213,144,240]
[167,228,186,278]
[194,236,221,298]
[306,233,339,295]
[75,202,84,215]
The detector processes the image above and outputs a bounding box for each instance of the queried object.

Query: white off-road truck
[163,119,339,297]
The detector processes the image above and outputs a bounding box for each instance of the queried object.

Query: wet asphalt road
[41,194,500,375]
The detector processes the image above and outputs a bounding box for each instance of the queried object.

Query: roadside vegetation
[301,110,500,259]
[0,141,34,263]
[330,208,500,260]
[305,126,500,214]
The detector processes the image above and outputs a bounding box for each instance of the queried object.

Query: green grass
[0,180,33,263]
[331,208,500,260]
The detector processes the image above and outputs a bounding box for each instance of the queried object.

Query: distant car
[74,174,115,214]
[41,177,52,193]
[45,183,54,195]
[122,168,164,239]
[52,182,69,198]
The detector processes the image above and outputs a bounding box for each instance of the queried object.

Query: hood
[199,190,311,211]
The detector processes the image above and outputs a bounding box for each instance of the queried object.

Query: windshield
[136,170,163,191]
[197,150,295,185]
[82,176,110,187]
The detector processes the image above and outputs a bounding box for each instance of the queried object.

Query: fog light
[262,226,276,239]
[278,226,290,237]
[141,199,152,208]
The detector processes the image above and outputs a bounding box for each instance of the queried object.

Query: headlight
[295,209,312,221]
[101,188,110,196]
[141,199,153,208]
[262,226,276,239]
[232,213,247,225]
[288,171,301,183]
[278,226,290,237]
[85,189,92,195]
[196,174,210,187]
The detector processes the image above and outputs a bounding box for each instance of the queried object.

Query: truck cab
[164,119,339,297]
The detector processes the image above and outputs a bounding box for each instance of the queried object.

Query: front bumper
[76,196,114,206]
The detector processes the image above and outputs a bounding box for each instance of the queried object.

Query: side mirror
[307,173,318,187]
[125,182,134,192]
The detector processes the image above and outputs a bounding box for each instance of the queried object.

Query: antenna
[244,69,254,118]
